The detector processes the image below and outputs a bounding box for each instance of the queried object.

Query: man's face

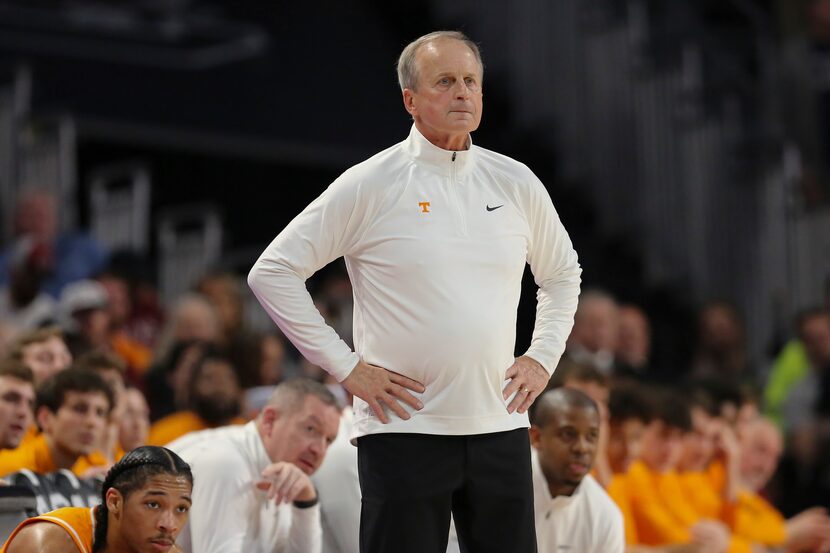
[403,39,483,144]
[616,307,650,366]
[118,388,150,452]
[530,406,600,496]
[607,418,646,474]
[21,336,72,385]
[801,314,830,369]
[0,376,34,449]
[108,474,192,553]
[679,408,717,472]
[191,359,241,425]
[40,391,110,456]
[739,422,782,491]
[573,299,619,353]
[261,395,340,475]
[639,420,683,473]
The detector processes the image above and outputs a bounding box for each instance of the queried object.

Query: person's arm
[505,174,581,412]
[284,503,323,553]
[4,522,78,553]
[247,174,424,421]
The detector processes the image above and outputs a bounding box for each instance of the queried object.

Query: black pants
[357,429,537,553]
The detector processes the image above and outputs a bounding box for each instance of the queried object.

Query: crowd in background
[0,188,829,552]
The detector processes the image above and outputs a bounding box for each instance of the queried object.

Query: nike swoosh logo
[486,204,504,211]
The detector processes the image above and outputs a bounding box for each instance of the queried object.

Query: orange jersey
[2,506,95,553]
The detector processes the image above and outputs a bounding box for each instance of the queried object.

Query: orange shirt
[147,411,246,447]
[607,473,638,545]
[625,460,690,545]
[72,445,125,477]
[733,490,787,546]
[110,332,152,378]
[2,506,95,553]
[0,433,58,477]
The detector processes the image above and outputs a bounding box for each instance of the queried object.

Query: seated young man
[148,351,245,446]
[529,387,624,553]
[74,350,129,470]
[626,387,733,552]
[3,445,192,553]
[0,369,113,477]
[0,360,35,451]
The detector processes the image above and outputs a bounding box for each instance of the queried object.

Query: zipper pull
[452,152,456,162]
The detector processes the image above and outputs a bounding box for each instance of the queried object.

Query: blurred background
[0,0,829,516]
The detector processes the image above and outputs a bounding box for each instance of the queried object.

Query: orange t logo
[418,202,431,213]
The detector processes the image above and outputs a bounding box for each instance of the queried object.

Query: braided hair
[92,446,193,553]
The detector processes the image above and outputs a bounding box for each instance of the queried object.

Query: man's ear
[402,89,417,116]
[105,488,123,517]
[528,426,541,449]
[35,406,52,434]
[259,406,280,436]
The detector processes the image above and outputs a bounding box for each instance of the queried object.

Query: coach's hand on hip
[503,355,549,414]
[341,360,425,423]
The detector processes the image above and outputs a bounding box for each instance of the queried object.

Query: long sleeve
[186,448,260,553]
[626,462,691,545]
[248,175,368,382]
[521,177,581,374]
[285,505,323,553]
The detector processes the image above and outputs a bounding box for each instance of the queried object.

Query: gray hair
[265,377,340,413]
[396,30,483,91]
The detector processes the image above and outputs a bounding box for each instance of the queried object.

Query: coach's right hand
[341,360,425,424]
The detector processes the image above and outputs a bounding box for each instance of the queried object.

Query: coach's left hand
[503,356,549,415]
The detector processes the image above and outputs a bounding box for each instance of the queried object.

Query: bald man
[530,388,624,552]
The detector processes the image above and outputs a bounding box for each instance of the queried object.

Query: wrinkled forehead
[415,39,482,75]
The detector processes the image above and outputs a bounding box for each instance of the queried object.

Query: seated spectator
[148,351,245,446]
[74,350,129,471]
[59,279,111,360]
[764,308,830,429]
[147,340,216,423]
[626,388,730,552]
[615,304,653,379]
[97,270,153,382]
[196,272,263,389]
[168,378,341,553]
[529,388,624,552]
[153,294,221,364]
[3,445,192,553]
[118,387,150,453]
[736,418,830,552]
[0,360,35,450]
[0,237,56,332]
[0,369,113,477]
[691,301,755,382]
[0,189,107,298]
[6,327,72,386]
[562,289,620,374]
[605,380,654,547]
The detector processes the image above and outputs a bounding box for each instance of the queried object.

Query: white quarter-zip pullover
[248,125,581,439]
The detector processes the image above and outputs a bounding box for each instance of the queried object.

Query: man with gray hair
[249,30,581,553]
[168,378,341,553]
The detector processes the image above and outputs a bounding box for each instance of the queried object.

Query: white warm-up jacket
[248,125,581,439]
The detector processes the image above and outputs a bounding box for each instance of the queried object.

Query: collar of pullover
[403,124,475,178]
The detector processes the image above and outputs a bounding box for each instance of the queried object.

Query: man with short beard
[147,351,245,446]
